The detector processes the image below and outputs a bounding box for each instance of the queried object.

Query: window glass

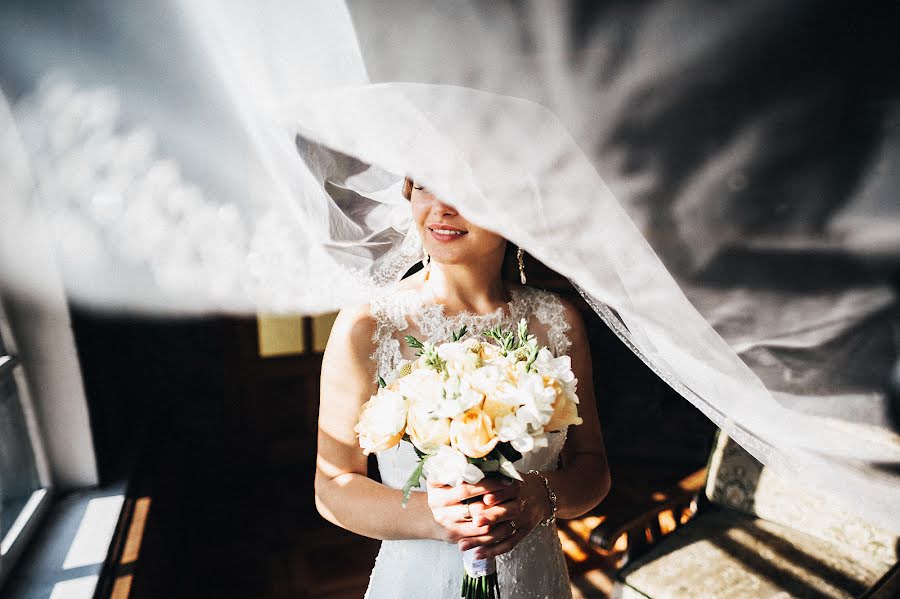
[0,364,42,545]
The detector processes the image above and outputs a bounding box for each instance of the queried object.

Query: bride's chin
[425,252,472,268]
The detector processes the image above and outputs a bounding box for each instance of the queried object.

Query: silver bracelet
[527,469,557,527]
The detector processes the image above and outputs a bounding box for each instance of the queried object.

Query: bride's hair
[402,176,414,201]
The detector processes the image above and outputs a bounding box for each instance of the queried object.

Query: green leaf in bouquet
[496,451,524,481]
[482,324,516,355]
[496,441,523,464]
[377,375,387,388]
[516,318,530,348]
[422,344,446,372]
[480,459,499,473]
[404,334,425,355]
[451,325,468,341]
[524,342,540,372]
[401,458,426,507]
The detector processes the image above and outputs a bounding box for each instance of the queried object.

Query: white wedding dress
[364,285,575,599]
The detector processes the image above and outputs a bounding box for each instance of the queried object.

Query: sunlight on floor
[63,495,125,570]
[48,575,98,599]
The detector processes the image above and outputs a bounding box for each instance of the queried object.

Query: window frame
[0,300,55,589]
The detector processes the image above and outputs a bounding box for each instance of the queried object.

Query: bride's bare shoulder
[329,302,379,351]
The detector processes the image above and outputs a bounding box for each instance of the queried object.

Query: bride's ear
[402,177,414,201]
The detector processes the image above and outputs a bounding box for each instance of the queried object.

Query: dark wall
[69,306,234,484]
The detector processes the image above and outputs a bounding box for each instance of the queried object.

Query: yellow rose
[545,391,582,431]
[450,408,500,458]
[406,401,451,453]
[481,395,514,422]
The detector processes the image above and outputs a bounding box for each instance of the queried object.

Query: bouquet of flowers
[355,319,582,599]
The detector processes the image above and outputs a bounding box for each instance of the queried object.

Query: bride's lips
[427,223,468,242]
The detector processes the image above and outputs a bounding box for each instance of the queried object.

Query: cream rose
[354,388,408,455]
[481,394,515,422]
[545,390,583,431]
[406,400,452,453]
[450,408,500,458]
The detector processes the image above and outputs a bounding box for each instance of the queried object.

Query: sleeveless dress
[363,285,575,599]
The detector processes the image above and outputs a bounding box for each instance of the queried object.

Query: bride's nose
[432,200,458,216]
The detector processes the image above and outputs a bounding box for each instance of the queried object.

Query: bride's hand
[455,473,550,559]
[425,477,514,544]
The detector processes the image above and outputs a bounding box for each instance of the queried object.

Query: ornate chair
[598,429,900,599]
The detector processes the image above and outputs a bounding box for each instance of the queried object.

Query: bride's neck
[424,259,507,315]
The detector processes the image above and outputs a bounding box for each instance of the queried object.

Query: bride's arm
[314,304,503,542]
[457,298,612,557]
[537,297,612,517]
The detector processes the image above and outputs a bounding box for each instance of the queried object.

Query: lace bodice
[369,285,572,381]
[363,285,575,599]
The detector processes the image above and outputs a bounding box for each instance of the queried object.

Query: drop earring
[422,249,431,281]
[517,246,527,285]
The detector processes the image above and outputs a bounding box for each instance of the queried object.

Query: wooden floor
[127,444,623,598]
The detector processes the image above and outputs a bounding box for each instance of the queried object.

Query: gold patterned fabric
[618,510,894,599]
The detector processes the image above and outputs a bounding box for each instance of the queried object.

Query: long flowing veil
[2,0,899,532]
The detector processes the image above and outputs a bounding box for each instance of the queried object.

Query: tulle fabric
[1,0,898,535]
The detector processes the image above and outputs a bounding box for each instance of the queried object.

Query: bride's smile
[427,223,468,242]
[410,183,507,270]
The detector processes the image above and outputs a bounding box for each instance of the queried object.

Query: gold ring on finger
[510,520,518,536]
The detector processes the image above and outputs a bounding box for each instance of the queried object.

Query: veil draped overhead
[2,1,899,531]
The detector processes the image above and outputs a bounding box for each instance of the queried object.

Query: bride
[314,179,611,598]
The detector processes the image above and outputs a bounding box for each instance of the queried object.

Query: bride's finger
[456,520,492,538]
[457,520,518,552]
[439,522,492,544]
[471,523,525,560]
[456,502,475,523]
[473,498,522,526]
[481,481,520,507]
[461,500,489,522]
[442,479,509,504]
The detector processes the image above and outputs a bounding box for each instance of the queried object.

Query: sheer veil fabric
[2,0,899,534]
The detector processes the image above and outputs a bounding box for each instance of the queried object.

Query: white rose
[368,388,408,435]
[466,364,505,395]
[423,445,485,486]
[398,368,442,408]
